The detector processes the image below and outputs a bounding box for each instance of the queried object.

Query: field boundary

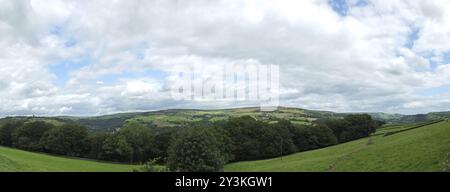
[383,120,443,137]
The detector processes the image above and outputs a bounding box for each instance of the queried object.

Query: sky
[1,0,450,116]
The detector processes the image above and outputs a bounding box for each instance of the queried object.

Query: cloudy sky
[1,0,450,116]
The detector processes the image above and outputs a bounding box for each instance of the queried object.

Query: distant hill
[1,107,449,132]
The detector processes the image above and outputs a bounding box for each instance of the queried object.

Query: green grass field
[225,120,450,172]
[0,146,138,172]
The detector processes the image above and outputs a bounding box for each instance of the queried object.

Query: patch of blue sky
[422,84,450,96]
[405,28,420,49]
[49,25,78,48]
[425,51,445,72]
[135,42,149,60]
[406,49,443,73]
[50,57,92,86]
[328,0,349,16]
[417,55,438,73]
[64,37,77,47]
[50,25,63,36]
[442,51,450,64]
[354,0,369,7]
[329,0,369,16]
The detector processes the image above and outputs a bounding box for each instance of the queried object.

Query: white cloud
[1,0,450,116]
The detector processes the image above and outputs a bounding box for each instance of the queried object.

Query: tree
[100,122,155,163]
[291,124,337,151]
[152,130,176,163]
[40,124,88,156]
[87,132,109,159]
[0,120,23,146]
[224,116,265,161]
[291,125,314,151]
[102,133,133,162]
[168,127,226,172]
[308,124,337,148]
[344,114,378,135]
[208,125,234,163]
[323,114,379,143]
[259,123,296,158]
[324,119,350,142]
[117,122,155,163]
[12,121,54,151]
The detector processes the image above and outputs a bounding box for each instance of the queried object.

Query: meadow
[0,146,137,172]
[225,120,450,172]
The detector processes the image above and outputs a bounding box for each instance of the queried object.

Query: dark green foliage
[291,126,312,151]
[207,125,235,163]
[40,124,88,157]
[102,133,133,162]
[168,127,226,172]
[12,121,54,151]
[152,130,176,163]
[0,112,382,171]
[259,123,297,158]
[310,125,338,147]
[224,116,265,161]
[101,122,154,163]
[87,133,109,159]
[375,120,386,127]
[323,118,349,141]
[118,122,155,163]
[324,114,379,143]
[291,124,337,151]
[223,116,298,161]
[0,120,23,146]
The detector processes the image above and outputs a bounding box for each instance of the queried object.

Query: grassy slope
[0,146,138,172]
[225,120,450,172]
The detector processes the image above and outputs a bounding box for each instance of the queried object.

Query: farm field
[225,120,450,172]
[0,146,138,172]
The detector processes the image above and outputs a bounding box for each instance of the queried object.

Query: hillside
[0,146,138,172]
[0,107,331,132]
[0,107,450,132]
[1,107,449,133]
[225,120,450,172]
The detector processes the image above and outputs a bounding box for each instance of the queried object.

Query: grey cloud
[1,0,450,116]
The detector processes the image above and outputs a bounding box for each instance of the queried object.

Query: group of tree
[0,114,381,172]
[0,120,169,163]
[167,114,381,171]
[321,114,380,143]
[0,120,87,156]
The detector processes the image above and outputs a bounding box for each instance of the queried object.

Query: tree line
[166,114,382,171]
[0,114,382,171]
[0,120,161,163]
